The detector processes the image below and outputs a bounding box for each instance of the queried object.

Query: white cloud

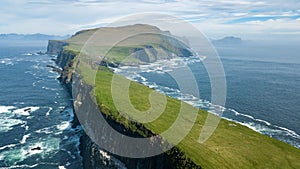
[0,0,299,40]
[194,18,300,41]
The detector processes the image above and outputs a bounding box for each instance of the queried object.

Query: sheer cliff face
[47,25,202,169]
[46,40,68,55]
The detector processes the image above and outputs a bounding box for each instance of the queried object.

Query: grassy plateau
[56,24,300,168]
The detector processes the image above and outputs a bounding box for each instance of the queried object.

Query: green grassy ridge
[54,24,300,168]
[94,68,300,169]
[58,45,300,168]
[61,24,192,66]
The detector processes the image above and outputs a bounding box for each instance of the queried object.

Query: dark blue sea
[114,42,300,149]
[1,40,299,168]
[0,41,82,169]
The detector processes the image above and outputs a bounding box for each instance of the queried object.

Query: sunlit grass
[94,68,300,169]
[60,24,300,168]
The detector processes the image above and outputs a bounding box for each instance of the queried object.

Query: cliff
[47,28,201,168]
[46,40,68,55]
[47,24,300,169]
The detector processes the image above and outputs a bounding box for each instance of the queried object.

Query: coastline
[47,26,300,168]
[49,51,187,169]
[112,60,300,150]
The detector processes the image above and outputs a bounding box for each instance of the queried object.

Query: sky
[0,0,300,41]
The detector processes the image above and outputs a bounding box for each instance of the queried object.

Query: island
[212,36,243,45]
[47,24,300,169]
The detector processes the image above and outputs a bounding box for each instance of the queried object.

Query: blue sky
[0,0,300,40]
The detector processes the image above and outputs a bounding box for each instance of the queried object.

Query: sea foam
[0,106,15,114]
[12,106,39,116]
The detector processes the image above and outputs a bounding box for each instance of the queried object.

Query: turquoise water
[0,42,82,169]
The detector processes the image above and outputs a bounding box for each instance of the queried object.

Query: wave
[98,149,127,169]
[0,50,82,168]
[45,107,53,116]
[35,126,55,134]
[0,58,14,66]
[12,107,39,116]
[20,134,31,144]
[0,106,15,114]
[42,86,59,91]
[0,117,24,133]
[57,121,71,131]
[0,106,30,132]
[0,123,82,167]
[0,164,38,169]
[0,144,17,151]
[23,53,33,56]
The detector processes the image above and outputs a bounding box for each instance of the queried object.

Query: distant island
[0,33,69,41]
[212,36,243,45]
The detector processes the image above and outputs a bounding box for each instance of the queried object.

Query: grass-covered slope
[95,68,300,169]
[64,24,191,66]
[51,24,300,168]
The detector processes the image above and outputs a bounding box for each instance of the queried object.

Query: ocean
[113,42,300,149]
[0,41,82,169]
[0,40,299,168]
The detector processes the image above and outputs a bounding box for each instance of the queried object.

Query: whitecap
[99,149,111,160]
[13,102,25,105]
[12,106,39,116]
[0,144,17,151]
[228,108,273,127]
[228,108,240,115]
[42,86,59,91]
[32,65,40,69]
[0,58,14,65]
[0,164,38,169]
[98,149,127,169]
[256,118,271,126]
[46,107,53,116]
[23,53,33,56]
[274,125,300,139]
[239,113,255,120]
[20,121,27,128]
[0,118,24,132]
[0,106,15,113]
[57,121,70,131]
[20,133,31,144]
[35,126,55,134]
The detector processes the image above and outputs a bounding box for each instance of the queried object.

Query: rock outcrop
[46,40,68,55]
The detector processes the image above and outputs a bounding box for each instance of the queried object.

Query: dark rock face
[56,49,76,69]
[131,47,150,63]
[48,38,201,169]
[46,40,68,55]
